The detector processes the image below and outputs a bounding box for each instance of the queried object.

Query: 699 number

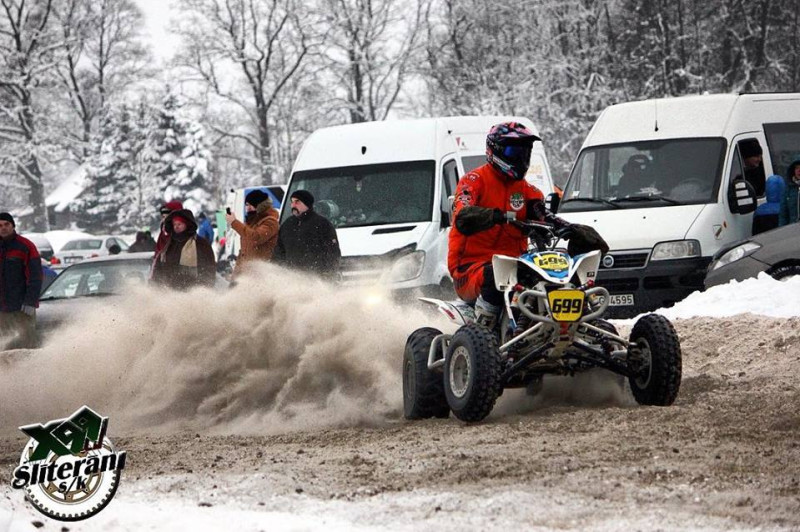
[551,298,583,314]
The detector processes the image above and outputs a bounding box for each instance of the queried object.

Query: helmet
[486,122,541,180]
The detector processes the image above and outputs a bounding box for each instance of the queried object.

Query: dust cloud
[0,264,440,435]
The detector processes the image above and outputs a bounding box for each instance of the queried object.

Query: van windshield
[284,161,435,228]
[560,138,726,212]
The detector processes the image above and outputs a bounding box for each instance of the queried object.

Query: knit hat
[160,200,183,215]
[172,215,189,227]
[245,189,270,208]
[291,190,315,209]
[0,212,14,227]
[740,139,763,160]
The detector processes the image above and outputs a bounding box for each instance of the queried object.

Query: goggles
[502,145,532,162]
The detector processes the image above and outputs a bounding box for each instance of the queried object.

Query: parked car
[54,235,130,267]
[22,233,55,261]
[704,223,800,288]
[37,252,153,338]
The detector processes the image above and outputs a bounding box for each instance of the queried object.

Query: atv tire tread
[404,327,450,419]
[445,324,503,422]
[629,314,682,406]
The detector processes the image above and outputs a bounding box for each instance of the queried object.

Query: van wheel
[769,264,800,282]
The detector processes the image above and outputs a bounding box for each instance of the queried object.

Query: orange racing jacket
[447,163,545,275]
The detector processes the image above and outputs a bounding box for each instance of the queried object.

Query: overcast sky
[134,0,179,62]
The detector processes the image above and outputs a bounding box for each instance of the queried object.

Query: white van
[223,184,287,260]
[282,116,555,298]
[554,93,800,317]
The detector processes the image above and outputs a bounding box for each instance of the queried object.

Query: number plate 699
[547,289,585,322]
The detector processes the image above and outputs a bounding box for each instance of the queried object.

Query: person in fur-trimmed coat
[152,209,216,289]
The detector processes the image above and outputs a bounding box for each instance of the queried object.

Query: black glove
[554,223,575,240]
[492,209,510,225]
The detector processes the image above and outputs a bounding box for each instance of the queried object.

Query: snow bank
[652,272,800,320]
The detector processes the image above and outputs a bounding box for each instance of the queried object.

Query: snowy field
[1,269,799,531]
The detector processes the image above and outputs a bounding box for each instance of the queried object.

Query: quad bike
[403,220,682,422]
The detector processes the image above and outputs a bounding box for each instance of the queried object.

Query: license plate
[606,294,635,306]
[64,256,80,263]
[547,289,585,322]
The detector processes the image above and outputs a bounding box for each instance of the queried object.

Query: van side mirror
[728,178,756,215]
[546,192,561,214]
[441,195,455,228]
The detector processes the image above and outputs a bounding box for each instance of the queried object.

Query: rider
[448,122,574,329]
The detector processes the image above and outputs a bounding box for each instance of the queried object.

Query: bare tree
[174,0,317,182]
[0,0,59,230]
[53,0,150,159]
[320,0,429,123]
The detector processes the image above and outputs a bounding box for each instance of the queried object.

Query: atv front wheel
[403,327,450,419]
[444,324,503,422]
[628,314,681,406]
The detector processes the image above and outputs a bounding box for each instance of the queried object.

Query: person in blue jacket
[778,159,800,227]
[196,212,214,243]
[753,174,786,234]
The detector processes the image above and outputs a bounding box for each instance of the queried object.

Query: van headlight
[651,240,701,261]
[712,242,761,270]
[389,251,425,282]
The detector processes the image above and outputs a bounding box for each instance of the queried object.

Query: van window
[560,138,726,212]
[728,145,745,187]
[764,122,800,178]
[285,160,435,228]
[443,159,458,195]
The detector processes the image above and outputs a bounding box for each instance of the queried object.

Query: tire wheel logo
[20,437,122,521]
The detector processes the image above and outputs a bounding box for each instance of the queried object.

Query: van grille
[600,251,649,270]
[339,244,416,286]
[340,255,387,285]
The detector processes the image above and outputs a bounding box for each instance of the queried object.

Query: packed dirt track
[1,272,799,529]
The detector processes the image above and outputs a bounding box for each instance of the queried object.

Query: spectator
[154,200,184,258]
[739,139,766,196]
[129,231,157,252]
[0,212,42,349]
[108,244,122,255]
[753,175,786,234]
[196,212,214,243]
[225,189,279,280]
[779,158,800,227]
[152,209,216,289]
[273,190,341,280]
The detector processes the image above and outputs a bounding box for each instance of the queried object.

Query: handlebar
[509,219,557,252]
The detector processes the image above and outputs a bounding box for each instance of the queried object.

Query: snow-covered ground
[0,270,798,531]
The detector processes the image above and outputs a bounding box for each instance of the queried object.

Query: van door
[721,135,767,245]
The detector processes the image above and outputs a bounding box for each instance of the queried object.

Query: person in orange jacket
[448,122,574,329]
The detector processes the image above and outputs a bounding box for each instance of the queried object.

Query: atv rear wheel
[628,314,681,406]
[403,327,450,419]
[444,324,503,422]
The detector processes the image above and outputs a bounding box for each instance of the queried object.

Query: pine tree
[149,91,212,216]
[75,106,139,232]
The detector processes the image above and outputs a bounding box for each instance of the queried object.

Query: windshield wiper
[611,195,683,205]
[560,197,621,209]
[39,295,68,301]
